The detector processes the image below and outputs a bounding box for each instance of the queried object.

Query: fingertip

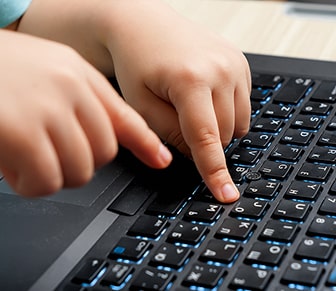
[156,143,173,168]
[16,173,63,197]
[212,184,240,203]
[218,182,240,203]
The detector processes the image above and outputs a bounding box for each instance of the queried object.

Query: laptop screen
[288,0,336,4]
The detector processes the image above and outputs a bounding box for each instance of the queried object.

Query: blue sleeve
[0,0,33,28]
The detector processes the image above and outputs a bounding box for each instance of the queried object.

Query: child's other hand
[0,30,172,197]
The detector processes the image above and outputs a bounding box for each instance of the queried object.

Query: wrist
[96,0,175,52]
[16,0,115,75]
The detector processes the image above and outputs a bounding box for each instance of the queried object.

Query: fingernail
[158,144,173,166]
[221,183,240,202]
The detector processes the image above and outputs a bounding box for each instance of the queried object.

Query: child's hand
[103,1,251,203]
[0,30,172,197]
[16,0,251,202]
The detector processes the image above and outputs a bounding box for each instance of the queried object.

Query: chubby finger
[0,125,63,197]
[233,83,251,138]
[127,89,191,157]
[89,73,172,169]
[172,85,240,203]
[115,103,173,169]
[46,112,94,188]
[213,82,251,144]
[233,61,252,138]
[212,85,235,146]
[75,88,119,169]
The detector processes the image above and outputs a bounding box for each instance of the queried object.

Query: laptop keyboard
[59,71,336,291]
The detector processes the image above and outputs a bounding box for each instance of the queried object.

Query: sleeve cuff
[0,0,33,28]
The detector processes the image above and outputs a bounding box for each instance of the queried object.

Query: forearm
[16,0,180,76]
[17,0,114,75]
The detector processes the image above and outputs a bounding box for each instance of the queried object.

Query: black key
[327,267,336,286]
[274,287,297,291]
[308,146,336,164]
[252,118,284,133]
[270,144,303,162]
[199,239,241,264]
[230,265,273,290]
[230,197,269,219]
[295,237,334,262]
[252,73,284,89]
[244,180,280,199]
[194,185,218,203]
[239,132,273,149]
[251,101,262,115]
[228,147,262,165]
[273,77,313,104]
[301,101,331,115]
[263,103,294,119]
[259,161,292,180]
[101,262,133,286]
[229,165,249,184]
[184,201,222,223]
[310,81,336,103]
[318,130,336,147]
[245,241,286,266]
[216,218,255,240]
[307,216,336,238]
[251,88,271,101]
[329,180,336,195]
[281,128,313,146]
[296,163,332,182]
[107,179,152,216]
[131,267,174,291]
[284,180,321,201]
[327,116,336,130]
[281,261,324,287]
[127,216,168,238]
[109,237,151,261]
[150,243,192,269]
[72,259,106,285]
[291,114,323,130]
[259,220,299,243]
[272,200,311,222]
[167,221,208,245]
[63,285,86,291]
[183,263,226,289]
[319,196,336,215]
[146,193,188,217]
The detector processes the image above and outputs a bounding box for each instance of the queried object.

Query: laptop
[285,0,336,19]
[1,53,336,291]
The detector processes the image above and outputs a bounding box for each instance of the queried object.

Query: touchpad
[0,162,123,207]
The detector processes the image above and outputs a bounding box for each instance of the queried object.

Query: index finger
[87,69,173,170]
[172,85,239,203]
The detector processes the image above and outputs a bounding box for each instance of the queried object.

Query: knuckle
[177,66,204,84]
[204,159,230,187]
[167,67,206,99]
[165,129,190,155]
[53,68,81,91]
[196,127,220,148]
[48,49,85,91]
